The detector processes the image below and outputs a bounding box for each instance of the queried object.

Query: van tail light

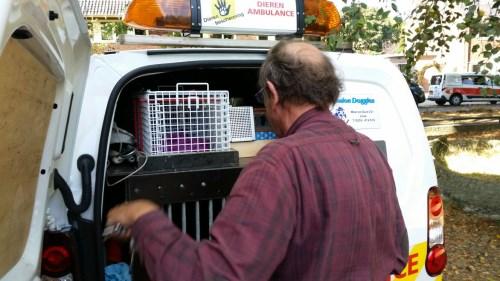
[105,238,125,264]
[426,187,447,276]
[426,244,447,276]
[42,231,79,280]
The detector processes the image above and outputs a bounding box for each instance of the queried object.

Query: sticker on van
[332,96,380,129]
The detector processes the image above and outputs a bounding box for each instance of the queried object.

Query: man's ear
[266,80,280,106]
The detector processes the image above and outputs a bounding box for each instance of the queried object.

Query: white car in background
[428,73,500,105]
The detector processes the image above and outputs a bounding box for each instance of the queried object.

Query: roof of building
[79,0,131,18]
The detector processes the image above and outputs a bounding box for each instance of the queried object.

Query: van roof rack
[117,34,325,49]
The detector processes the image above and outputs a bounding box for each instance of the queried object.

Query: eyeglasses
[255,87,266,104]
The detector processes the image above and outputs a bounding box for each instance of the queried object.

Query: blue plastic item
[255,131,277,140]
[105,262,131,281]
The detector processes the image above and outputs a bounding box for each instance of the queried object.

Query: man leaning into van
[107,40,409,281]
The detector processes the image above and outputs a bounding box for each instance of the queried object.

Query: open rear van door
[0,0,90,279]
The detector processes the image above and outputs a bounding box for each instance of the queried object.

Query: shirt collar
[284,108,331,137]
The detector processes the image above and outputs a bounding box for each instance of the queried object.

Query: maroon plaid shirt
[131,108,408,281]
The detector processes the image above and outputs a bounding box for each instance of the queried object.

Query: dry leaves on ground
[443,202,499,280]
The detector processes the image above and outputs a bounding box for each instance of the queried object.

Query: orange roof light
[124,0,341,36]
[125,0,191,31]
[304,0,341,36]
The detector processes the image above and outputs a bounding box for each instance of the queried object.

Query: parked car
[0,0,446,280]
[406,77,426,104]
[428,73,500,105]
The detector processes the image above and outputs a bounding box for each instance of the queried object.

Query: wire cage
[229,106,255,142]
[134,83,230,156]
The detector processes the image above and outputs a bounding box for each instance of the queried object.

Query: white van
[428,73,500,105]
[0,0,446,280]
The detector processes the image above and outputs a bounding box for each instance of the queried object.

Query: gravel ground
[443,201,499,280]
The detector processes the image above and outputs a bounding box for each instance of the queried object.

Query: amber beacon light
[124,0,341,36]
[125,0,192,31]
[304,0,341,35]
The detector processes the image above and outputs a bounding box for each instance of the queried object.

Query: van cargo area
[103,64,268,279]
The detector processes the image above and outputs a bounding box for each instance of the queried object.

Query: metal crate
[134,83,230,155]
[229,106,255,142]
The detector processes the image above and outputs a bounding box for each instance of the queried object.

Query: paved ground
[418,100,499,113]
[418,99,492,108]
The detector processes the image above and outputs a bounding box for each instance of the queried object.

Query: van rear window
[430,75,442,85]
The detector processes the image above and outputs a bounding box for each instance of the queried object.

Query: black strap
[54,155,95,215]
[295,0,305,37]
[191,0,201,34]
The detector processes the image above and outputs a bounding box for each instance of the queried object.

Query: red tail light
[42,231,76,279]
[430,195,443,217]
[42,246,71,275]
[106,238,125,264]
[426,244,447,276]
[426,187,446,276]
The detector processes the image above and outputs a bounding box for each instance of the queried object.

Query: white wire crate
[134,83,230,155]
[229,106,255,142]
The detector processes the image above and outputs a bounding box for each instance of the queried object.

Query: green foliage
[404,0,499,81]
[432,136,450,165]
[102,21,131,40]
[304,15,316,26]
[325,2,403,54]
[87,21,96,40]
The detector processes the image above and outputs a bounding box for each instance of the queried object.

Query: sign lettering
[200,0,297,34]
[395,253,419,278]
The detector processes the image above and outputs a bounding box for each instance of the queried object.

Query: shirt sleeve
[131,153,297,281]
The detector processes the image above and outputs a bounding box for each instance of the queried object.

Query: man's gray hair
[259,40,343,110]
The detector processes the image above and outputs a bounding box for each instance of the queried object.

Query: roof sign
[124,0,340,36]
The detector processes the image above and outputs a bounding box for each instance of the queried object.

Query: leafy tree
[102,21,132,40]
[404,0,499,84]
[319,2,403,54]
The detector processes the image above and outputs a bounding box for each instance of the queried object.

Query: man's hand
[107,199,160,228]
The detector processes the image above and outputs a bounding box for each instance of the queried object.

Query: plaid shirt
[132,108,408,281]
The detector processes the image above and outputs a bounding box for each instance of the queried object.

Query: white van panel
[94,50,266,76]
[64,58,123,221]
[338,81,432,239]
[331,55,437,257]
